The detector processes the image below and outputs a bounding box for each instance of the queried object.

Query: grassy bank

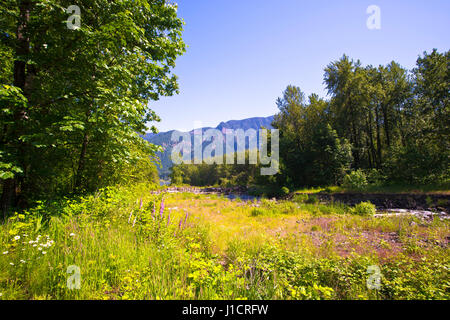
[295,182,450,195]
[0,184,449,300]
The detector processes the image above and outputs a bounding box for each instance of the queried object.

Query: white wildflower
[20,260,26,263]
[9,262,14,266]
[42,251,47,255]
[13,236,20,241]
[2,251,8,255]
[69,233,76,237]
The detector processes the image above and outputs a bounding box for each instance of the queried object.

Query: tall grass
[0,184,448,300]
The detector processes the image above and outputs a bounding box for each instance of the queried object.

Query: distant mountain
[144,116,274,178]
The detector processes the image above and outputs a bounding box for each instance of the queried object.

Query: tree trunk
[1,179,16,220]
[1,0,31,216]
[74,131,89,191]
[382,105,391,147]
[375,104,382,168]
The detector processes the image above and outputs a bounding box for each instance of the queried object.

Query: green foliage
[169,150,265,187]
[342,170,368,190]
[169,50,448,192]
[384,143,449,184]
[365,169,385,186]
[0,184,448,300]
[0,0,186,212]
[280,187,290,196]
[268,50,449,190]
[351,202,376,216]
[292,194,309,203]
[273,89,353,187]
[305,195,319,204]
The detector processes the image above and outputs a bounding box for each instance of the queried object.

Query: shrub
[305,195,319,204]
[342,170,368,190]
[351,201,376,216]
[323,187,333,194]
[365,169,385,185]
[292,194,309,203]
[280,187,290,196]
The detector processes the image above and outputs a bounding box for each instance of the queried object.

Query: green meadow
[1,184,448,300]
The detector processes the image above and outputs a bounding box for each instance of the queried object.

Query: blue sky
[149,0,450,132]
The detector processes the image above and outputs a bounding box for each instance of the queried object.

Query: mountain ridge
[144,115,275,178]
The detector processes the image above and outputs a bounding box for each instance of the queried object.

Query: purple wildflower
[159,197,165,219]
[151,202,156,220]
[183,211,189,226]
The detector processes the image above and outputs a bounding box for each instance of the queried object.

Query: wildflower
[29,240,34,244]
[2,251,8,255]
[42,251,47,255]
[38,247,42,251]
[159,197,165,219]
[184,211,190,226]
[9,262,14,266]
[13,236,20,241]
[20,260,26,263]
[69,233,76,237]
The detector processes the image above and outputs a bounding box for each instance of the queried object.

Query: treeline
[170,150,268,187]
[0,0,186,214]
[170,50,449,191]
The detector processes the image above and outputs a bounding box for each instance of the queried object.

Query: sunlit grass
[295,182,450,194]
[0,184,448,300]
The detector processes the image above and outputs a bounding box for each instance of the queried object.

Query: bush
[323,187,333,194]
[280,187,290,196]
[305,195,319,204]
[292,194,309,203]
[365,169,385,185]
[351,201,376,216]
[342,170,368,190]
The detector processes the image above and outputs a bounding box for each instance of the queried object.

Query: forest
[1,0,183,215]
[170,50,450,194]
